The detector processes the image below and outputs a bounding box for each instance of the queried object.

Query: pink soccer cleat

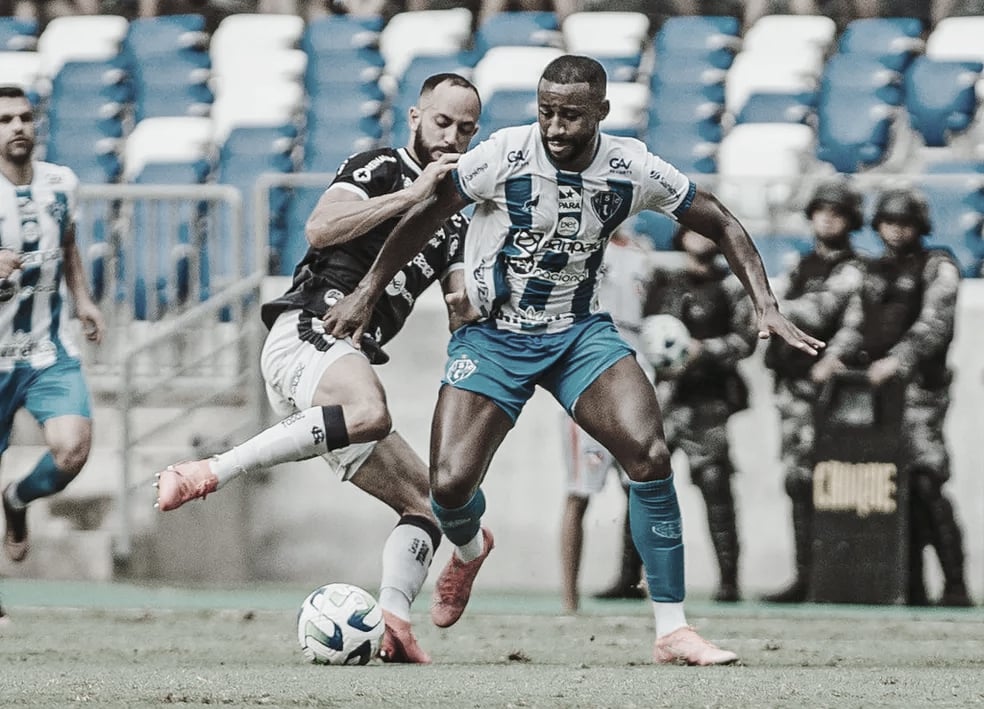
[653,626,739,666]
[379,611,431,664]
[430,527,494,628]
[154,460,218,512]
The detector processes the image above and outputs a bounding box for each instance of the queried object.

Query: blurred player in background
[153,73,482,662]
[0,85,105,567]
[325,55,823,665]
[559,225,650,614]
[833,187,971,606]
[643,227,755,603]
[761,177,866,603]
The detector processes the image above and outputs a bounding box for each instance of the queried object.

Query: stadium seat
[473,11,560,56]
[471,46,563,103]
[717,123,816,225]
[0,51,42,92]
[632,210,678,251]
[816,92,897,173]
[475,88,538,142]
[210,82,305,143]
[655,15,741,68]
[37,14,127,77]
[925,16,984,63]
[755,234,814,278]
[378,8,473,80]
[917,175,984,276]
[210,13,304,59]
[734,90,816,125]
[837,18,925,72]
[904,57,983,147]
[0,17,37,51]
[819,54,904,106]
[562,11,649,81]
[725,50,821,116]
[279,186,324,276]
[123,117,214,182]
[601,82,650,138]
[301,14,383,55]
[650,54,728,104]
[742,14,836,55]
[123,14,207,59]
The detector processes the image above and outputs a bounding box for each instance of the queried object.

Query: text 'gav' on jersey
[450,123,696,334]
[260,147,467,346]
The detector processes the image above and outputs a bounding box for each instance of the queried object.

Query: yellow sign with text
[813,461,897,517]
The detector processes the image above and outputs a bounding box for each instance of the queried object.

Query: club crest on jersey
[591,191,624,224]
[446,354,477,383]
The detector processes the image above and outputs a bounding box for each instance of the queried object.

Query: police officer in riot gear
[643,228,757,602]
[762,177,866,603]
[835,187,971,606]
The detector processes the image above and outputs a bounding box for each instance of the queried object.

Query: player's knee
[430,461,475,509]
[622,437,672,483]
[50,438,90,478]
[348,399,392,441]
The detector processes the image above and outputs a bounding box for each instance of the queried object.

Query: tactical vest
[856,249,952,388]
[765,249,855,379]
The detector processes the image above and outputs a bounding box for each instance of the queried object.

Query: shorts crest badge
[447,354,477,383]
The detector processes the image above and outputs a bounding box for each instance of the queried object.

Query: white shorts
[260,310,376,481]
[562,414,628,497]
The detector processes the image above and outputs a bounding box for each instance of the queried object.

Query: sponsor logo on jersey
[528,265,589,284]
[352,154,397,184]
[556,216,579,236]
[507,149,528,164]
[322,288,345,308]
[446,353,477,383]
[384,270,414,304]
[558,185,581,212]
[46,198,67,224]
[591,191,624,223]
[462,162,489,183]
[648,169,680,195]
[609,156,632,172]
[651,520,682,538]
[543,236,602,254]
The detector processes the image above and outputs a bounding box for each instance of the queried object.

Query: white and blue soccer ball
[639,314,691,371]
[297,583,384,665]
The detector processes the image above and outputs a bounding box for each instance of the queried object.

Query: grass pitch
[1,579,982,708]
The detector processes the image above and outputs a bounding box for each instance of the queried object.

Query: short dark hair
[0,85,27,100]
[541,55,607,96]
[420,72,482,114]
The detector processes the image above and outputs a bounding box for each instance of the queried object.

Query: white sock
[209,407,334,486]
[455,529,485,564]
[378,522,436,622]
[653,602,688,638]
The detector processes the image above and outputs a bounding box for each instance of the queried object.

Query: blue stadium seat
[0,17,37,51]
[632,211,678,251]
[816,92,897,173]
[756,234,814,277]
[301,14,383,55]
[904,56,983,147]
[837,18,925,72]
[735,90,816,125]
[473,11,560,56]
[279,187,325,276]
[655,16,740,69]
[917,177,984,276]
[819,54,903,105]
[123,14,207,59]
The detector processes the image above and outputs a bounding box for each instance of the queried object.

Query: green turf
[2,580,983,707]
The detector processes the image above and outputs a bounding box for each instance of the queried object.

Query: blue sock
[629,474,685,602]
[431,488,486,546]
[15,452,70,504]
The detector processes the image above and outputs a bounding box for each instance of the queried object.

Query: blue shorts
[442,313,634,422]
[0,356,92,453]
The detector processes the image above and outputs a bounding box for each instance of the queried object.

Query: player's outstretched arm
[323,178,467,344]
[677,187,825,356]
[306,153,460,248]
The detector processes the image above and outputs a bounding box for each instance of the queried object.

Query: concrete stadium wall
[248,279,984,604]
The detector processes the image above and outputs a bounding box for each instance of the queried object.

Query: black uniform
[261,148,468,362]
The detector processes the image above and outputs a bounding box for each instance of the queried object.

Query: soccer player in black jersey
[153,73,482,664]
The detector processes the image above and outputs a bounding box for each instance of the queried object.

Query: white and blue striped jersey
[0,161,79,372]
[451,123,694,334]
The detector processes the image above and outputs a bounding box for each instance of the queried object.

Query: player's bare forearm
[306,153,460,248]
[678,189,824,355]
